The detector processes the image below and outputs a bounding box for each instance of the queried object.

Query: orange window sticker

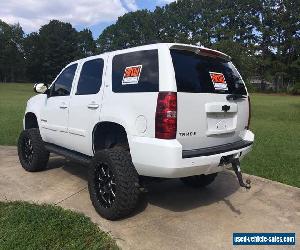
[209,72,228,90]
[122,65,142,85]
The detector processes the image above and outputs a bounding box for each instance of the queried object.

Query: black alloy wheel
[94,162,117,208]
[21,136,34,165]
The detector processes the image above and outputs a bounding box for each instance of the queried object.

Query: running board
[44,143,92,166]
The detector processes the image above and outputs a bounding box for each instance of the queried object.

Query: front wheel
[18,128,50,172]
[180,173,218,188]
[88,147,140,220]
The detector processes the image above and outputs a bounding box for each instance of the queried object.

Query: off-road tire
[180,173,218,188]
[18,128,50,172]
[88,147,140,220]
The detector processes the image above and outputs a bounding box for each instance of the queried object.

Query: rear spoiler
[170,44,231,61]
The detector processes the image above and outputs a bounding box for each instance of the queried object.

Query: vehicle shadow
[48,155,240,215]
[63,161,89,181]
[145,171,240,213]
[46,154,67,170]
[46,155,89,180]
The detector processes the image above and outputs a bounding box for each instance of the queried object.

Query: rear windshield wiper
[226,94,247,100]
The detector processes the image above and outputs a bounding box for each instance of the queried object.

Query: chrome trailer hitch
[220,155,251,189]
[231,158,251,189]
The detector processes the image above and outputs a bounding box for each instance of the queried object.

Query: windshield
[170,49,247,95]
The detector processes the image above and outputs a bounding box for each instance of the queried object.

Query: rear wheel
[18,128,49,172]
[180,173,218,188]
[88,147,140,220]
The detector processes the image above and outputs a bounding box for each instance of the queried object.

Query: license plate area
[206,113,236,135]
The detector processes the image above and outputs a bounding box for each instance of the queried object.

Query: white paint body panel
[40,95,70,148]
[131,130,254,178]
[67,55,108,155]
[23,43,254,178]
[176,93,249,150]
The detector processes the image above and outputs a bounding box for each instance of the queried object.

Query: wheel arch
[92,121,130,153]
[24,112,39,130]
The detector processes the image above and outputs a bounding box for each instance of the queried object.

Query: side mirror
[34,83,48,94]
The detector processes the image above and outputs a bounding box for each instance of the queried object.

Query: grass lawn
[0,201,118,250]
[0,83,34,145]
[242,94,300,187]
[0,83,299,187]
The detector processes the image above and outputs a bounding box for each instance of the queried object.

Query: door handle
[59,102,68,109]
[87,103,99,109]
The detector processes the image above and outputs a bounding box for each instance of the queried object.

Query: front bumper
[130,130,254,178]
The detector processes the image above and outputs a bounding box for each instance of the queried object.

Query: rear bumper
[130,130,254,178]
[182,140,253,158]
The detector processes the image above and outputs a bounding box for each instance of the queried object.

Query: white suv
[18,43,254,220]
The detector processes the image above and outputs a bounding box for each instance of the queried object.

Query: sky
[0,0,176,38]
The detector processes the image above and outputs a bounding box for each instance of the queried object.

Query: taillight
[155,92,177,139]
[246,96,251,129]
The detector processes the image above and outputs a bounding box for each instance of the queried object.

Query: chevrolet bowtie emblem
[222,105,230,112]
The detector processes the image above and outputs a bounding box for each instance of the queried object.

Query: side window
[112,50,159,93]
[51,64,77,97]
[76,59,104,95]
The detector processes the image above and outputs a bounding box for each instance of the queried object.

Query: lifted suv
[18,43,254,220]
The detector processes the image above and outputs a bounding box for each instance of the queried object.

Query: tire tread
[88,147,140,220]
[18,128,49,172]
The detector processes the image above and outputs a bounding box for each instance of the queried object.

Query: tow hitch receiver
[231,158,251,189]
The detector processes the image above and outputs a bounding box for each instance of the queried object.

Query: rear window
[112,50,159,93]
[170,49,247,95]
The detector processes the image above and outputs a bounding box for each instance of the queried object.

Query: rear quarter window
[170,49,247,95]
[112,50,159,93]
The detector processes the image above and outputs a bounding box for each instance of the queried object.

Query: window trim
[49,63,78,98]
[75,58,105,96]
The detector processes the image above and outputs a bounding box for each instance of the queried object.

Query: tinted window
[112,50,159,93]
[170,49,247,94]
[51,64,77,96]
[76,59,104,95]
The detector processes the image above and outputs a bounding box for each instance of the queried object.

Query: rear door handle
[59,102,68,109]
[226,94,247,100]
[87,103,99,109]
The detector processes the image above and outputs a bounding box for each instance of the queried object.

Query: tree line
[0,0,299,91]
[0,20,96,83]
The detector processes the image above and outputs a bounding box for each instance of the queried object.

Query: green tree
[0,20,25,82]
[77,29,96,58]
[272,0,300,89]
[97,10,157,52]
[153,0,196,44]
[23,32,44,82]
[38,20,78,83]
[255,0,300,90]
[24,23,96,82]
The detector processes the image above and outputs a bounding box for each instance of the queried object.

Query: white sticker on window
[122,65,142,85]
